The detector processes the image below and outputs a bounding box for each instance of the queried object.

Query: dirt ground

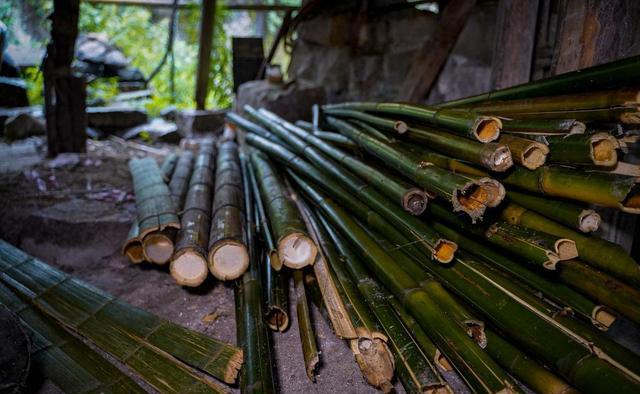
[0,137,419,394]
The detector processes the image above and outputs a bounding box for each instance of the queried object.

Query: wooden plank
[491,0,540,89]
[83,0,197,7]
[398,0,476,102]
[194,0,217,110]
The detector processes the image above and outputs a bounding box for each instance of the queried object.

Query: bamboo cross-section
[128,157,180,264]
[171,140,216,287]
[208,138,249,280]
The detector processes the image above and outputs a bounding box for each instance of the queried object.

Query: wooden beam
[491,0,539,89]
[398,0,476,102]
[82,0,297,11]
[195,0,217,110]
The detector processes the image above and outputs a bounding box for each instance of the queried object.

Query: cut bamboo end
[278,233,318,269]
[350,331,395,393]
[520,141,549,170]
[433,239,458,264]
[590,133,618,167]
[305,353,320,381]
[402,188,429,215]
[621,183,640,213]
[483,144,513,172]
[265,305,290,332]
[142,232,175,264]
[591,306,617,331]
[554,239,579,260]
[474,116,502,143]
[269,250,283,271]
[224,349,244,384]
[620,111,640,124]
[434,349,453,372]
[124,241,144,264]
[578,209,601,233]
[393,120,408,134]
[454,179,505,222]
[478,178,507,208]
[567,120,586,135]
[465,319,487,348]
[170,252,208,287]
[208,240,250,281]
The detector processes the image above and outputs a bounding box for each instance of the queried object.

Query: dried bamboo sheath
[171,140,216,287]
[208,139,249,280]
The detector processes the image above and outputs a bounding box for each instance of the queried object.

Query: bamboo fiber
[250,150,317,269]
[508,191,601,233]
[294,177,518,394]
[259,109,429,215]
[0,282,146,393]
[324,109,513,172]
[0,240,243,389]
[438,55,640,107]
[171,140,216,287]
[547,132,618,167]
[128,157,180,264]
[322,220,449,394]
[236,151,276,394]
[323,102,503,143]
[498,134,549,170]
[208,139,249,280]
[169,150,195,210]
[323,116,505,222]
[245,132,457,264]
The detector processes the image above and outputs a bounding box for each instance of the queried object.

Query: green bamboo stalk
[312,213,396,392]
[226,111,285,145]
[237,151,276,394]
[160,152,179,182]
[324,102,503,142]
[501,203,640,286]
[247,157,289,331]
[314,130,358,149]
[508,190,601,233]
[128,157,180,264]
[547,132,619,167]
[324,109,513,172]
[250,150,317,269]
[323,116,506,221]
[260,109,429,215]
[208,139,249,280]
[292,269,320,381]
[295,120,313,131]
[498,134,549,170]
[244,132,457,264]
[0,282,146,393]
[294,178,518,394]
[437,55,640,107]
[0,241,243,389]
[312,103,321,131]
[500,118,586,136]
[322,220,449,394]
[170,140,215,287]
[169,150,195,210]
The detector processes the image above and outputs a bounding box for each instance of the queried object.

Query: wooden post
[398,0,476,102]
[44,0,87,156]
[195,0,217,110]
[491,0,540,89]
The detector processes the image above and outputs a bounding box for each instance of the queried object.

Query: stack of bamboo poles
[224,57,640,394]
[0,239,243,393]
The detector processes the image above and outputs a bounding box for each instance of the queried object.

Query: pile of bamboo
[0,240,243,393]
[224,56,640,394]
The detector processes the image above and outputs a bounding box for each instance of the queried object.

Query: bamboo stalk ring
[208,240,250,280]
[473,116,502,143]
[142,230,175,264]
[170,250,209,287]
[278,232,318,269]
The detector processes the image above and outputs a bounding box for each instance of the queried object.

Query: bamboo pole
[250,150,317,269]
[437,55,640,107]
[322,116,506,221]
[170,140,216,287]
[508,191,601,233]
[322,220,449,394]
[227,111,285,145]
[169,150,195,210]
[501,203,640,286]
[160,152,179,181]
[293,269,320,381]
[244,132,457,264]
[324,102,503,142]
[498,134,549,170]
[293,177,518,394]
[0,282,146,393]
[259,109,429,215]
[547,132,618,167]
[129,157,180,264]
[236,151,276,394]
[314,130,358,149]
[208,138,250,280]
[0,240,243,387]
[323,109,513,172]
[500,118,586,136]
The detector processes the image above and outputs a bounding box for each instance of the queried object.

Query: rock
[235,80,325,122]
[75,34,145,82]
[3,112,45,140]
[0,106,42,135]
[0,77,29,108]
[87,106,148,131]
[121,118,180,143]
[174,109,227,136]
